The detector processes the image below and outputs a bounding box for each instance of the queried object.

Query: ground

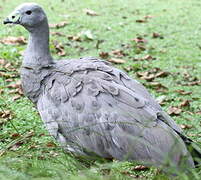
[0,0,200,179]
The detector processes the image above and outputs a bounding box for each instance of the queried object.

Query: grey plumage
[4,3,200,171]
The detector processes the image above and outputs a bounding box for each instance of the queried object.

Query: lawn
[0,0,201,179]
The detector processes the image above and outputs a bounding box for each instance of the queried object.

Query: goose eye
[26,11,32,15]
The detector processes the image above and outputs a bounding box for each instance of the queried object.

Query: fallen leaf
[195,111,201,115]
[49,151,59,157]
[11,133,21,139]
[49,21,68,28]
[0,89,4,95]
[136,68,169,82]
[175,90,192,95]
[46,142,57,147]
[0,131,34,156]
[0,72,15,78]
[133,37,147,43]
[9,88,23,96]
[184,81,201,86]
[108,58,126,64]
[110,49,126,57]
[147,82,168,90]
[99,52,109,59]
[5,79,13,82]
[137,71,155,81]
[136,44,146,51]
[0,59,6,65]
[144,15,154,19]
[180,124,193,129]
[136,19,147,23]
[132,165,149,171]
[7,80,21,89]
[0,110,12,119]
[12,95,21,101]
[10,141,24,151]
[167,107,182,116]
[142,55,155,61]
[0,36,26,45]
[152,32,164,39]
[123,66,132,72]
[50,32,66,36]
[133,55,155,61]
[53,41,66,56]
[84,9,99,16]
[179,100,190,108]
[68,35,82,41]
[155,71,170,78]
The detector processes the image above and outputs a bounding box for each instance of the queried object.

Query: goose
[3,3,200,171]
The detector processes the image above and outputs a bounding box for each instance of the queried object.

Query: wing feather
[37,58,193,167]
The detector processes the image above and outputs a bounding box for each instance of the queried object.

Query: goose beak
[3,11,21,25]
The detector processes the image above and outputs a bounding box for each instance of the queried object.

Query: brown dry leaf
[0,89,4,95]
[184,81,201,86]
[144,15,154,19]
[123,66,132,72]
[12,95,21,101]
[179,100,190,108]
[110,49,126,57]
[0,72,15,78]
[46,142,57,147]
[53,41,66,56]
[148,82,168,89]
[5,79,13,82]
[136,44,146,51]
[137,68,169,82]
[167,107,182,116]
[49,21,68,29]
[132,165,149,171]
[9,88,23,96]
[0,131,34,156]
[133,55,155,61]
[11,133,21,139]
[108,58,126,64]
[49,151,59,157]
[84,9,99,16]
[0,110,12,119]
[155,71,170,78]
[10,141,24,151]
[142,55,155,61]
[7,80,21,89]
[133,37,147,43]
[195,111,201,115]
[152,32,164,39]
[0,59,6,65]
[4,62,12,69]
[99,52,109,59]
[136,19,147,23]
[50,32,66,37]
[136,71,155,81]
[175,89,192,95]
[0,36,26,45]
[180,124,193,129]
[68,35,82,42]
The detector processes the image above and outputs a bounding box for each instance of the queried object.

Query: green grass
[0,0,201,179]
